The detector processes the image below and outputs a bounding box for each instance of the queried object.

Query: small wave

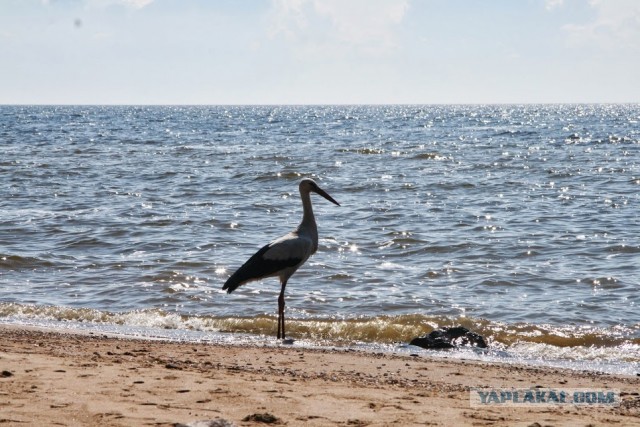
[382,236,427,246]
[493,129,538,137]
[577,276,624,289]
[141,270,207,287]
[479,279,517,287]
[606,244,640,254]
[60,236,107,249]
[326,273,354,280]
[2,303,637,351]
[338,147,385,155]
[253,172,305,181]
[412,152,441,160]
[0,303,113,323]
[0,254,55,270]
[594,135,638,144]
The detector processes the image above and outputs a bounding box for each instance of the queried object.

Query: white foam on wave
[1,302,638,376]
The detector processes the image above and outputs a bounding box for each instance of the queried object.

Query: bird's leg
[277,280,287,339]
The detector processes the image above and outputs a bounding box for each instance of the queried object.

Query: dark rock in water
[409,326,487,349]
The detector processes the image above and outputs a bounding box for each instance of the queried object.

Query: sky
[0,0,639,104]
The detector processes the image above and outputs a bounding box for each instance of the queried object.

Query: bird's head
[300,178,340,206]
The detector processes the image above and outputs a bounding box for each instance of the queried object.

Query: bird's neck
[299,191,318,234]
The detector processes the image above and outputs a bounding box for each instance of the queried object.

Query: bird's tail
[222,274,243,294]
[222,244,277,294]
[222,258,263,293]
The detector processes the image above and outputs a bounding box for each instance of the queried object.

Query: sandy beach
[0,325,638,426]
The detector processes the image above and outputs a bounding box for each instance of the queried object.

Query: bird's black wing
[222,243,303,294]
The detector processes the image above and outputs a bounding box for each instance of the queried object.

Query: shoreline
[1,325,639,426]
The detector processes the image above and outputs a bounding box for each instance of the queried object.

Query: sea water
[1,105,639,374]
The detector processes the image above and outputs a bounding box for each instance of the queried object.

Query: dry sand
[0,325,639,426]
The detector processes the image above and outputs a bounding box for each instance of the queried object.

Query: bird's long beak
[315,187,340,206]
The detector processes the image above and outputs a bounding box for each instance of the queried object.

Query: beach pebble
[242,413,281,424]
[174,419,236,427]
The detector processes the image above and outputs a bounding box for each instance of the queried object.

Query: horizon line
[2,102,639,107]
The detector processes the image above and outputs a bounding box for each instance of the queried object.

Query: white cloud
[268,0,409,55]
[563,0,640,49]
[40,0,153,8]
[314,0,408,49]
[268,0,309,40]
[545,0,564,11]
[44,0,155,9]
[119,0,153,9]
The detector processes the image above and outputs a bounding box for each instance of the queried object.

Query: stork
[222,178,340,340]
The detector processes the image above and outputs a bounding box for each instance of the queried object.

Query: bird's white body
[223,178,339,339]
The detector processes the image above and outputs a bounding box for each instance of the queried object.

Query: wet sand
[0,325,639,426]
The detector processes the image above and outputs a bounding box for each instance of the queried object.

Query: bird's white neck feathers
[297,188,318,250]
